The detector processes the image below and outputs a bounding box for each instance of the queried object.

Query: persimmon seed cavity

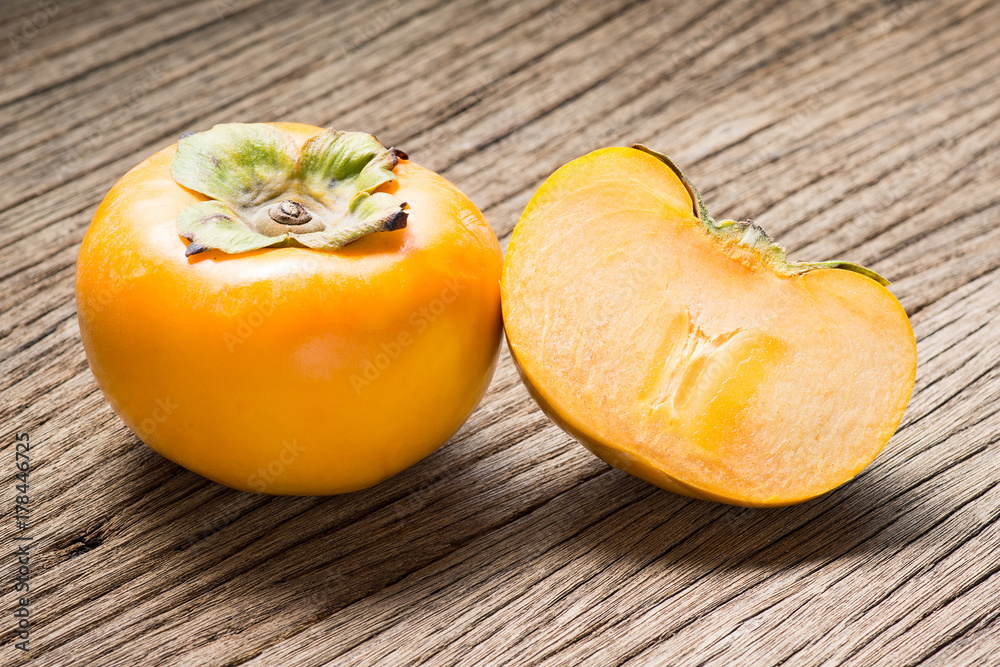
[269,200,312,225]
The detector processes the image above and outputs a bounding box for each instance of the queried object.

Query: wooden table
[3,0,999,664]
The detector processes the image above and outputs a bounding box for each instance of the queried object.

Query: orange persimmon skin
[76,122,503,495]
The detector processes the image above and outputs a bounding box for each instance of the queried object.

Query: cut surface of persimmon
[501,146,917,506]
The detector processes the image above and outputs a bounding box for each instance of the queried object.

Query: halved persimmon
[501,146,916,506]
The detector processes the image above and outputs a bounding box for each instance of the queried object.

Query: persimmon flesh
[502,146,916,506]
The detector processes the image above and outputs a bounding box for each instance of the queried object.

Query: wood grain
[2,0,1000,664]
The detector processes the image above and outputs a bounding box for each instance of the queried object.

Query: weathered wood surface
[2,0,1000,664]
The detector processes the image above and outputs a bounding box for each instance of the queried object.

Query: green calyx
[631,144,890,286]
[170,123,409,257]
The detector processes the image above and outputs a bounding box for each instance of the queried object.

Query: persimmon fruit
[501,145,917,506]
[77,122,502,495]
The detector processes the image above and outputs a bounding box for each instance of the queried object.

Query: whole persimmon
[502,145,917,507]
[77,122,502,495]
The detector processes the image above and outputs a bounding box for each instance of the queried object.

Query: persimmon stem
[269,200,312,225]
[170,124,410,256]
